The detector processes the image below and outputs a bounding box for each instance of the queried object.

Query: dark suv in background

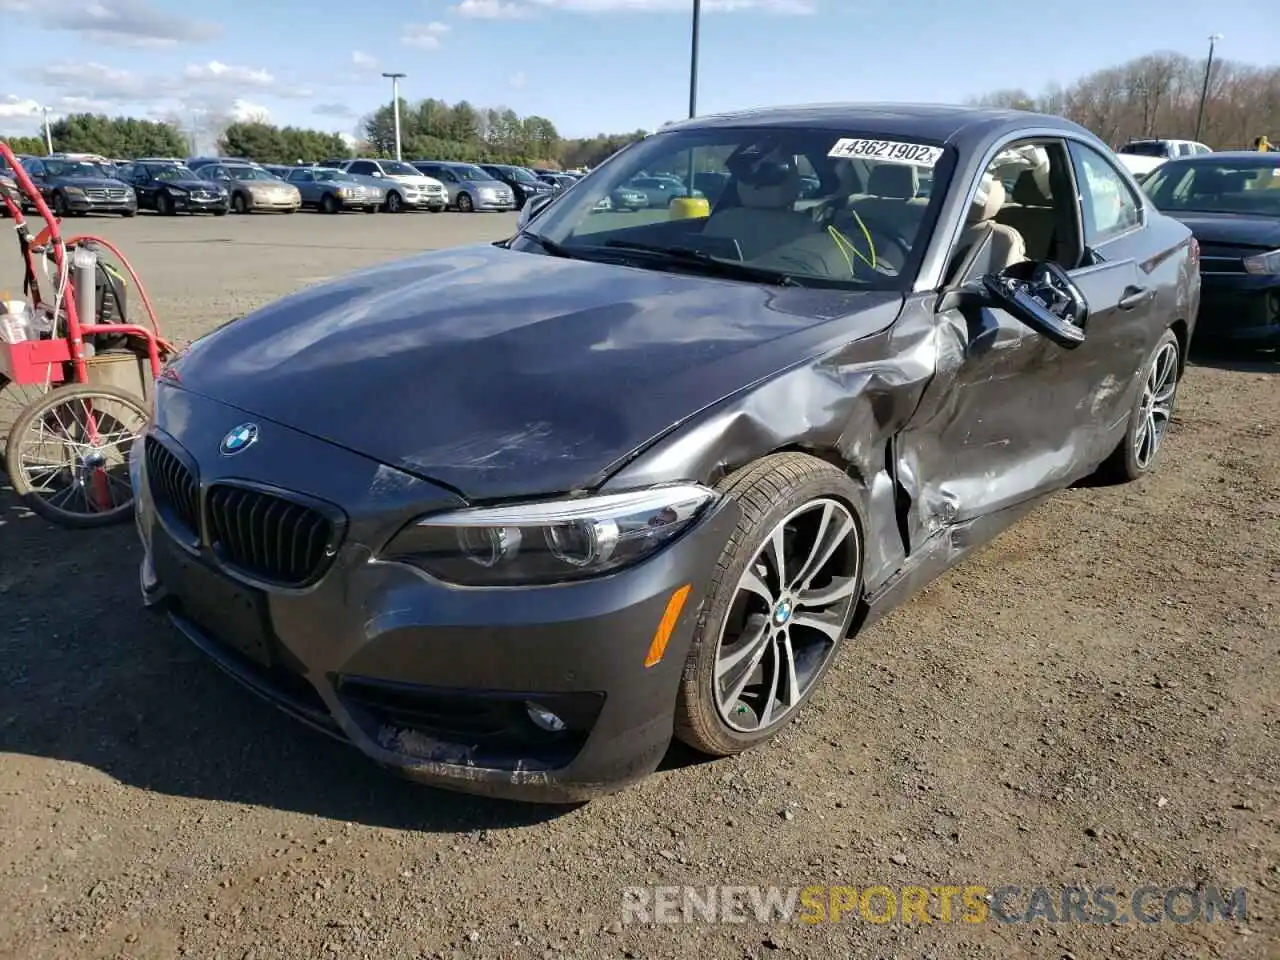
[478,163,555,209]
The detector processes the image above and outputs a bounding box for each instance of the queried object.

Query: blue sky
[0,0,1271,144]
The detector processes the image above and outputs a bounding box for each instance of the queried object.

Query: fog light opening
[524,701,567,733]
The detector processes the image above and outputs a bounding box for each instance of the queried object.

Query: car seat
[701,157,812,260]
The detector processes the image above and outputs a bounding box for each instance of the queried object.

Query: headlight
[64,186,85,196]
[382,484,715,586]
[337,187,352,198]
[479,187,497,199]
[1243,248,1280,275]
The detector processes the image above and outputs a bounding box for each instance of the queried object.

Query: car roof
[658,102,1088,145]
[1159,150,1280,163]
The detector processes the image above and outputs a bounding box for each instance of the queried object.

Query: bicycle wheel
[6,384,150,528]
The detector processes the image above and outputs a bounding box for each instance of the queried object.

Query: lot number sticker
[829,138,943,167]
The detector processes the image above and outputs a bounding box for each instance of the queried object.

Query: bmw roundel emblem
[220,423,259,456]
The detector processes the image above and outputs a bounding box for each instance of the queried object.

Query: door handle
[1118,286,1154,310]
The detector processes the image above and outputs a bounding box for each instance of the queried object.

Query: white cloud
[508,71,528,89]
[352,50,379,70]
[0,96,42,119]
[314,102,357,118]
[31,0,221,47]
[226,99,271,124]
[338,132,359,148]
[184,61,274,88]
[456,0,814,13]
[401,21,451,47]
[39,61,155,102]
[453,0,535,17]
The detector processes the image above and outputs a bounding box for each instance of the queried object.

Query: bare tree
[974,51,1280,149]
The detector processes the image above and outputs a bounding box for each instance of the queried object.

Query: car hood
[1169,211,1280,247]
[52,176,128,189]
[169,244,901,500]
[165,178,219,191]
[388,174,443,188]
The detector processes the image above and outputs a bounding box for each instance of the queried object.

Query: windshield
[522,125,950,290]
[505,165,540,183]
[315,170,354,183]
[155,165,197,181]
[380,161,420,177]
[1142,159,1280,216]
[44,159,109,178]
[225,166,277,181]
[452,164,491,181]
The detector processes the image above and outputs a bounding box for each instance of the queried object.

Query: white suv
[1115,139,1212,179]
[340,159,447,213]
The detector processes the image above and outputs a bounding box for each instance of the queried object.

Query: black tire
[51,191,68,218]
[364,205,379,214]
[155,192,174,216]
[674,452,865,757]
[230,192,249,214]
[385,191,404,213]
[213,208,228,217]
[456,191,474,213]
[121,210,136,218]
[320,193,339,214]
[1093,327,1182,484]
[6,383,149,528]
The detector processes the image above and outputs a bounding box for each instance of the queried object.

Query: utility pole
[382,72,406,161]
[688,0,701,120]
[41,106,53,155]
[1194,34,1222,144]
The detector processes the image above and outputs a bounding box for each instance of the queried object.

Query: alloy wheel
[1133,340,1178,470]
[713,498,860,732]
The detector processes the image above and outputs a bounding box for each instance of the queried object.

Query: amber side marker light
[645,584,692,668]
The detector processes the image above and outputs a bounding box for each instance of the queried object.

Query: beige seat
[995,170,1056,262]
[850,164,929,237]
[700,166,812,260]
[956,177,1026,277]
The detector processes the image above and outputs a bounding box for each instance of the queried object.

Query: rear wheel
[456,192,474,213]
[675,453,864,756]
[1094,328,1181,483]
[6,384,149,528]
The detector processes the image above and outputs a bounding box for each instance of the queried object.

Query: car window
[23,159,45,175]
[1069,143,1142,244]
[117,163,137,180]
[1142,159,1280,215]
[1119,142,1164,158]
[287,169,311,182]
[349,161,375,175]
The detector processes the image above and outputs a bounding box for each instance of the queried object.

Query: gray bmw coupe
[134,103,1200,802]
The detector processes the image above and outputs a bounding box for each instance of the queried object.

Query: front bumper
[173,193,228,214]
[474,196,517,212]
[249,194,302,212]
[133,386,735,802]
[62,194,137,215]
[1196,274,1280,347]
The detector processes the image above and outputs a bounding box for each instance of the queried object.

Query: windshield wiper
[601,240,801,286]
[513,230,576,259]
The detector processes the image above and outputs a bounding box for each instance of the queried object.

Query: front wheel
[320,193,339,214]
[385,191,404,213]
[230,192,249,214]
[6,384,149,527]
[1094,327,1181,483]
[51,191,69,218]
[456,192,474,213]
[675,453,864,756]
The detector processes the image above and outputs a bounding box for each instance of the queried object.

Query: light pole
[685,0,701,197]
[381,71,406,160]
[1194,34,1222,144]
[41,106,53,155]
[688,0,701,120]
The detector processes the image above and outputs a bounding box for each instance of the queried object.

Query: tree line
[970,51,1280,149]
[5,51,1276,168]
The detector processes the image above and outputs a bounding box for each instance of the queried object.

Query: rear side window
[349,161,376,175]
[1070,143,1143,245]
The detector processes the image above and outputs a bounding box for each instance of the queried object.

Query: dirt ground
[0,212,1276,960]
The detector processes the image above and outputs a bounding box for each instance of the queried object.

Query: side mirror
[517,193,554,230]
[371,171,383,178]
[981,261,1088,348]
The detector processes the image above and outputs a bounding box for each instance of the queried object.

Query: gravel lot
[0,211,1276,960]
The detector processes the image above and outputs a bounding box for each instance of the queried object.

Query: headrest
[867,164,919,199]
[966,176,1006,223]
[738,165,801,209]
[1190,170,1232,196]
[833,160,862,195]
[1012,169,1051,206]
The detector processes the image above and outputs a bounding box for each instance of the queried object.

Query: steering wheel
[838,213,913,267]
